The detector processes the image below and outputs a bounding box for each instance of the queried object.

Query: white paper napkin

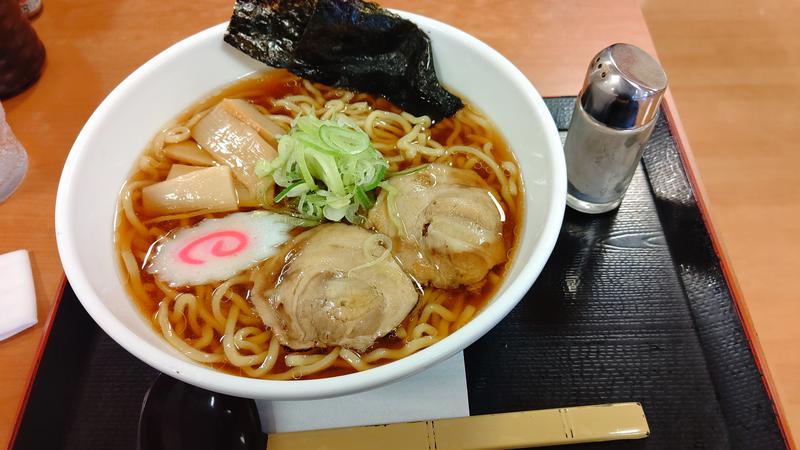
[257,352,470,433]
[0,249,37,341]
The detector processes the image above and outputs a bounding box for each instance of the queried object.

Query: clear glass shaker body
[564,102,656,213]
[564,43,667,214]
[0,102,28,203]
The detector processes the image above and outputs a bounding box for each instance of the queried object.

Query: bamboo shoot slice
[166,164,204,179]
[191,103,277,194]
[163,141,215,166]
[235,182,262,207]
[166,164,263,207]
[142,166,238,216]
[222,98,285,147]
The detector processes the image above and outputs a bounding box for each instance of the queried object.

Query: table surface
[0,0,780,447]
[640,0,799,443]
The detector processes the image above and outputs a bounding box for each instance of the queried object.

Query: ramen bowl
[55,12,566,399]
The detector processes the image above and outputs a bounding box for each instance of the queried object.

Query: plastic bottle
[19,0,43,19]
[0,101,28,203]
[1,0,46,99]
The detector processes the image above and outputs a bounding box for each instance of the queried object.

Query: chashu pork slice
[368,163,507,289]
[250,223,418,352]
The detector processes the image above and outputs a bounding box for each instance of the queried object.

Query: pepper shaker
[563,43,667,214]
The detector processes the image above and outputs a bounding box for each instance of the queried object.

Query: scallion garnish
[256,115,388,223]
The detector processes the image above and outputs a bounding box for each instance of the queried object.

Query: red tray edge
[7,275,67,450]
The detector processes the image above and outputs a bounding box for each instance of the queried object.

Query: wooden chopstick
[266,402,649,450]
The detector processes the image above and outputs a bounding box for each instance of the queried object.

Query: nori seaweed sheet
[225,0,464,122]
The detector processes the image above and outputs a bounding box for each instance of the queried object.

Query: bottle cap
[579,43,667,129]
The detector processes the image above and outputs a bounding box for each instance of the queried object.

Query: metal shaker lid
[579,43,667,129]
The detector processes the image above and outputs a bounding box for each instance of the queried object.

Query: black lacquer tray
[11,98,789,450]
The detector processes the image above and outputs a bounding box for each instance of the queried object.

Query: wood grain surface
[1,0,794,447]
[640,0,800,445]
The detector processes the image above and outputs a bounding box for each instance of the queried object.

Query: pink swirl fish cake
[147,211,296,286]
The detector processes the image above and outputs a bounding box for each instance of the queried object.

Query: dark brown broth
[117,69,523,379]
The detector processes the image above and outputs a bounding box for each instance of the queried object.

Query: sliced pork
[368,164,506,289]
[250,223,417,351]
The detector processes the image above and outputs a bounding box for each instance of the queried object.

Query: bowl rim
[55,11,566,399]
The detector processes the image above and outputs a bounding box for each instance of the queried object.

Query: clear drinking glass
[0,102,28,203]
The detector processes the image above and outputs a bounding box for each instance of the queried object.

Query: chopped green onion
[379,181,404,236]
[354,186,374,209]
[320,124,370,155]
[257,114,388,223]
[387,163,430,178]
[361,165,387,191]
[274,180,304,203]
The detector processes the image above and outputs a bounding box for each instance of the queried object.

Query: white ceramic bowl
[55,12,565,399]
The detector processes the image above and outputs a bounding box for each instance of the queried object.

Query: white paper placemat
[257,352,470,433]
[0,249,37,341]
